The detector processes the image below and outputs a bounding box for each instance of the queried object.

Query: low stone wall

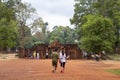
[0,53,17,59]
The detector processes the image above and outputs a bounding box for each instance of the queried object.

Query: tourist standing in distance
[33,50,36,59]
[45,51,49,59]
[51,48,59,73]
[36,52,40,59]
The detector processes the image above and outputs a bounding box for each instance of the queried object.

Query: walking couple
[51,48,69,73]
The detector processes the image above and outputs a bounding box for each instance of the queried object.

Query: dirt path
[0,59,120,80]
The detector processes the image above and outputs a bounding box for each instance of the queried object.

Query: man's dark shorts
[52,61,58,67]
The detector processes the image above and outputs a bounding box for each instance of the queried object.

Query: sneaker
[60,70,63,73]
[52,70,54,73]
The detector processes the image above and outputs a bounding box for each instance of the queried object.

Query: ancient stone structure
[18,40,82,59]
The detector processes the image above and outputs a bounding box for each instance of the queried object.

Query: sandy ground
[0,57,120,80]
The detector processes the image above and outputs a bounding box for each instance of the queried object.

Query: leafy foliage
[0,18,18,48]
[48,26,77,44]
[0,1,18,50]
[80,15,115,53]
[71,0,120,53]
[93,0,120,47]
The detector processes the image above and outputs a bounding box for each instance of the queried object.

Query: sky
[22,0,75,31]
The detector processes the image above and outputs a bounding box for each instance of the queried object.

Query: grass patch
[106,69,120,75]
[107,54,120,61]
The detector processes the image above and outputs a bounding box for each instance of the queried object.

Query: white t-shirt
[59,51,62,58]
[46,52,48,55]
[59,53,66,63]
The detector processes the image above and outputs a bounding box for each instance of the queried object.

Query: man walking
[51,48,59,73]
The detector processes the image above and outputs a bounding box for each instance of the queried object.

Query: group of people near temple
[82,50,106,61]
[28,50,49,59]
[51,48,69,73]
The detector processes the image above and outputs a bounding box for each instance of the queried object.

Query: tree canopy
[71,0,120,53]
[1,0,120,54]
[47,26,77,44]
[0,1,18,51]
[80,15,115,53]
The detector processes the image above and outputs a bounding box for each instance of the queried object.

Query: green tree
[80,15,115,53]
[0,18,18,51]
[15,2,36,47]
[0,1,15,21]
[70,0,96,42]
[71,0,95,26]
[31,17,49,43]
[48,26,76,44]
[0,1,18,52]
[71,0,120,52]
[93,0,120,48]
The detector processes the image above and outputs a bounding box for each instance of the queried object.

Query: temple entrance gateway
[18,40,82,59]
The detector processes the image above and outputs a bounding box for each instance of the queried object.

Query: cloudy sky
[22,0,75,30]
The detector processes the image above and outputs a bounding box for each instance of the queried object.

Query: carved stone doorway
[48,40,64,56]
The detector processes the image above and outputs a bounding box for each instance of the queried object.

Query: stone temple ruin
[18,40,83,59]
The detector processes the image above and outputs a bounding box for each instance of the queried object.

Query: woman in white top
[59,50,67,73]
